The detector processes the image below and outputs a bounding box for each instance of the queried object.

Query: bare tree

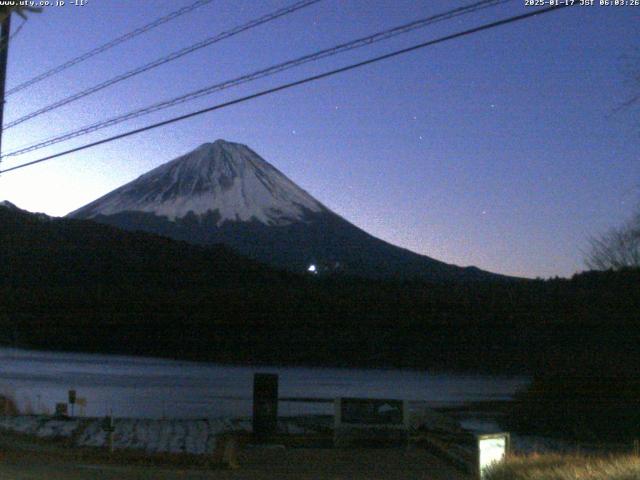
[587,51,640,271]
[614,48,640,114]
[585,207,640,270]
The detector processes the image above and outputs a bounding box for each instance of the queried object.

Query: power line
[0,4,572,176]
[2,0,510,159]
[9,17,25,41]
[5,0,216,97]
[3,0,322,130]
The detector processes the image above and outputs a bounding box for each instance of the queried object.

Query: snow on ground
[0,415,327,454]
[1,412,597,457]
[0,416,247,454]
[0,408,459,454]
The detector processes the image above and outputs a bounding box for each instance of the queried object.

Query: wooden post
[102,414,115,453]
[222,435,240,469]
[68,390,76,417]
[0,12,11,159]
[253,373,278,441]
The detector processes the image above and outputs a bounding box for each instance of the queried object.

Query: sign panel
[478,433,509,479]
[339,398,404,425]
[334,397,409,447]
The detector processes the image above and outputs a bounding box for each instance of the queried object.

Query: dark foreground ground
[0,431,469,480]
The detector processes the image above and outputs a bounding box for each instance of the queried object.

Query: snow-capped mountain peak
[69,139,506,281]
[69,139,325,225]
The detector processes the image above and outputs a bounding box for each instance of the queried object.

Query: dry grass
[0,392,19,416]
[485,453,640,480]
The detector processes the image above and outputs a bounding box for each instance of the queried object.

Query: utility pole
[0,12,11,160]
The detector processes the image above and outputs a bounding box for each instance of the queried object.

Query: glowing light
[307,264,317,274]
[478,433,509,479]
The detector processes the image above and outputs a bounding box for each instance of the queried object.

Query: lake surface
[0,347,529,419]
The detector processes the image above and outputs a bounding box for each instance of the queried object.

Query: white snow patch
[0,415,325,455]
[70,140,325,226]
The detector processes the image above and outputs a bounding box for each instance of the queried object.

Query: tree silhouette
[585,206,640,270]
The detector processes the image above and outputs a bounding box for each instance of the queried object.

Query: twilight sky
[0,0,638,279]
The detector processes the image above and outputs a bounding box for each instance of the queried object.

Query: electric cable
[3,0,322,130]
[0,4,573,176]
[5,0,217,97]
[2,0,510,159]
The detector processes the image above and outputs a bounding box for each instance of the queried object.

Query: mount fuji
[69,140,504,281]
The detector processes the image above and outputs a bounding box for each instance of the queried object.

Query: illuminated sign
[477,433,510,479]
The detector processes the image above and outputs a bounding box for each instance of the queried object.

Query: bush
[504,374,640,441]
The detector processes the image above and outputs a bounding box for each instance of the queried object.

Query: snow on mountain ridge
[70,140,325,226]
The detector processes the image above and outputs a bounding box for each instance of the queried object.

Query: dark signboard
[339,398,404,425]
[101,415,115,433]
[252,373,278,438]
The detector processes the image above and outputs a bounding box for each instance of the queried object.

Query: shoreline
[0,344,534,377]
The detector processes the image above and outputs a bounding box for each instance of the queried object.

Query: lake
[0,347,529,419]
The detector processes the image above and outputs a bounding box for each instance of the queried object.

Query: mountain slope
[71,141,325,225]
[69,139,506,281]
[2,203,639,373]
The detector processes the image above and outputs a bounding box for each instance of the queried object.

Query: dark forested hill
[1,205,639,374]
